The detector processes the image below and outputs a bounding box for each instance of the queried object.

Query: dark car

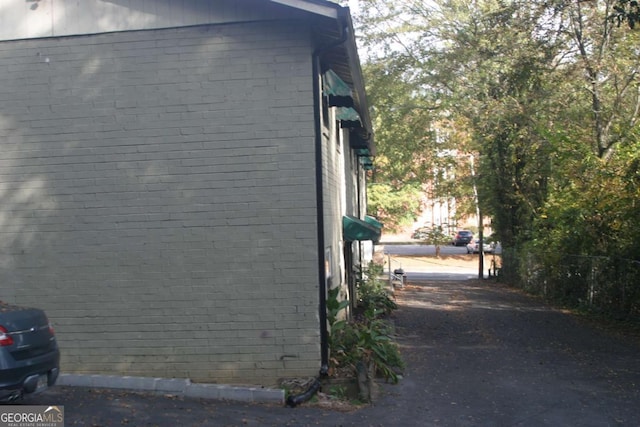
[452,230,474,246]
[0,301,60,402]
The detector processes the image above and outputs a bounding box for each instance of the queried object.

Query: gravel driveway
[23,278,640,426]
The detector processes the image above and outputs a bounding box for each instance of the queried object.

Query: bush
[328,262,404,384]
[356,262,397,316]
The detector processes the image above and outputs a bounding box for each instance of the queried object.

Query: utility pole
[469,155,483,279]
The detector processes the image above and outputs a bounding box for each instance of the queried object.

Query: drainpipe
[356,154,364,281]
[312,18,348,378]
[287,20,349,409]
[288,12,350,409]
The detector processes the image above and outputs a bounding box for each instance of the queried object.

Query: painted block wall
[0,21,322,385]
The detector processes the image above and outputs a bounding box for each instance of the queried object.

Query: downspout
[287,17,349,409]
[356,154,364,281]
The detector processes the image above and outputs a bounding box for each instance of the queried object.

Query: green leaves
[327,286,350,328]
[327,262,403,384]
[534,141,640,261]
[350,0,640,315]
[366,183,421,231]
[609,0,640,28]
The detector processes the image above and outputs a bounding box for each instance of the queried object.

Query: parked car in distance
[0,301,60,402]
[452,230,474,246]
[467,239,494,254]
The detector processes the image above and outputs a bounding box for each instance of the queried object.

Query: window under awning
[343,215,382,243]
[338,110,362,128]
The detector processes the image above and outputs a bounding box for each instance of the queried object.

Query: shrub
[328,262,404,384]
[356,262,397,316]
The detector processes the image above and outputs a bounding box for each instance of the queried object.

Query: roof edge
[269,0,340,19]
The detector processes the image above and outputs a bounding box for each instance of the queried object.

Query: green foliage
[328,385,347,400]
[328,262,404,383]
[330,314,404,384]
[353,0,640,318]
[532,141,640,261]
[414,226,451,246]
[357,262,398,316]
[327,286,350,330]
[367,183,422,231]
[610,0,640,29]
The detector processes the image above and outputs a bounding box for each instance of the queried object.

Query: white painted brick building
[0,0,376,387]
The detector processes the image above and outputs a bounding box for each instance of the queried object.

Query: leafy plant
[330,313,404,384]
[328,385,347,400]
[357,262,397,316]
[327,286,350,330]
[329,262,404,384]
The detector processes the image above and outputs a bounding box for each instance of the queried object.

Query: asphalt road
[379,244,470,257]
[380,244,490,280]
[22,276,640,426]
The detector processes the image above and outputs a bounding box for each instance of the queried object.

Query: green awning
[343,215,382,243]
[359,156,374,170]
[323,69,352,97]
[323,70,362,127]
[364,215,383,230]
[336,107,361,123]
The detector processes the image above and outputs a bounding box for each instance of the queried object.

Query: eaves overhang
[269,0,374,155]
[269,0,340,19]
[318,9,375,155]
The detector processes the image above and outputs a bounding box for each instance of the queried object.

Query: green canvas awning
[323,69,352,97]
[364,215,383,230]
[324,69,362,128]
[336,107,360,122]
[343,215,382,243]
[359,156,374,170]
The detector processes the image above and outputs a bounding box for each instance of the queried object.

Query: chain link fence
[502,248,640,318]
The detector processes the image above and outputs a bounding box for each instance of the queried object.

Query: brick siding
[0,21,321,385]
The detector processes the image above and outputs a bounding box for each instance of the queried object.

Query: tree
[354,1,479,231]
[351,0,640,313]
[560,0,640,161]
[421,226,450,258]
[354,0,562,246]
[353,0,640,245]
[610,0,640,28]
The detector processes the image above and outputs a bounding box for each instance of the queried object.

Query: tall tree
[560,0,640,161]
[352,0,640,246]
[353,0,563,245]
